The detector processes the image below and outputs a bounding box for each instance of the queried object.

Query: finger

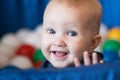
[92,52,98,64]
[74,57,81,67]
[100,60,104,63]
[84,51,91,66]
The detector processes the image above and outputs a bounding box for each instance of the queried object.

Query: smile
[51,51,69,60]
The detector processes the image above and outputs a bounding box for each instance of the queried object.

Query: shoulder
[40,60,55,69]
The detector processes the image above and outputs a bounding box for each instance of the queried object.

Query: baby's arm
[74,51,104,67]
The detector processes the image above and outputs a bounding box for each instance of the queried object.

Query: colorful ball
[16,28,31,41]
[106,28,120,42]
[33,49,45,63]
[34,24,42,36]
[0,44,16,57]
[34,61,42,68]
[9,56,33,69]
[16,44,36,60]
[1,33,22,50]
[102,39,120,52]
[23,32,40,48]
[0,54,10,68]
[103,50,119,62]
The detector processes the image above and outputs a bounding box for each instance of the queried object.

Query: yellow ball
[107,27,120,42]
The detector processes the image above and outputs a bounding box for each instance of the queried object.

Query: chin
[54,65,67,68]
[52,62,72,68]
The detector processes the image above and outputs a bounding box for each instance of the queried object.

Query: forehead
[44,2,92,26]
[43,0,101,35]
[45,1,92,15]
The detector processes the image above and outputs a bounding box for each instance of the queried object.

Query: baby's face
[40,3,94,68]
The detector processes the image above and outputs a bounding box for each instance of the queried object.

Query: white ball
[0,44,16,57]
[9,56,33,69]
[34,24,42,36]
[0,54,11,68]
[16,28,32,42]
[1,33,22,50]
[23,32,41,48]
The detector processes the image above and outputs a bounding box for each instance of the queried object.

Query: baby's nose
[53,37,66,47]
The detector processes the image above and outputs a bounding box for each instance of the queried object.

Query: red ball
[16,44,36,60]
[34,61,42,68]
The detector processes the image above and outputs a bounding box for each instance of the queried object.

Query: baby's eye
[47,28,56,34]
[68,31,77,36]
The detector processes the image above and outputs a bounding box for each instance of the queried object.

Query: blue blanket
[0,60,120,80]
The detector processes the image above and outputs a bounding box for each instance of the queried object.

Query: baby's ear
[90,35,102,51]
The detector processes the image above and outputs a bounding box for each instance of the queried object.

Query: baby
[40,0,103,68]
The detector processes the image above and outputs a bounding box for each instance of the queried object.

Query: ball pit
[33,49,45,63]
[0,26,45,69]
[102,27,120,62]
[16,44,36,60]
[106,28,120,42]
[102,39,120,52]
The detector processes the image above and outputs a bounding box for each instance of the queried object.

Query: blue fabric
[99,0,120,29]
[0,60,120,80]
[0,0,49,37]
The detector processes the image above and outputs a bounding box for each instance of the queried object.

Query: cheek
[41,30,51,44]
[68,39,90,56]
[40,36,51,60]
[40,33,51,53]
[71,43,84,54]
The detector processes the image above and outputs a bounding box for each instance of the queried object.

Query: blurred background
[0,0,120,37]
[0,0,49,37]
[0,0,120,69]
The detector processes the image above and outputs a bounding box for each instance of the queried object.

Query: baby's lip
[51,51,68,55]
[50,50,69,60]
[50,48,69,54]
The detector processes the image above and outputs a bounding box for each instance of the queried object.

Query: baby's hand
[74,51,104,67]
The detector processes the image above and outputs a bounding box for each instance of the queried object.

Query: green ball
[33,49,45,63]
[102,39,120,52]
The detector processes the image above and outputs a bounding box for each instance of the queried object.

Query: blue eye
[47,28,56,34]
[68,31,77,36]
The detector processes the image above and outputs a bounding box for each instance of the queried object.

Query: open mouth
[51,51,69,60]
